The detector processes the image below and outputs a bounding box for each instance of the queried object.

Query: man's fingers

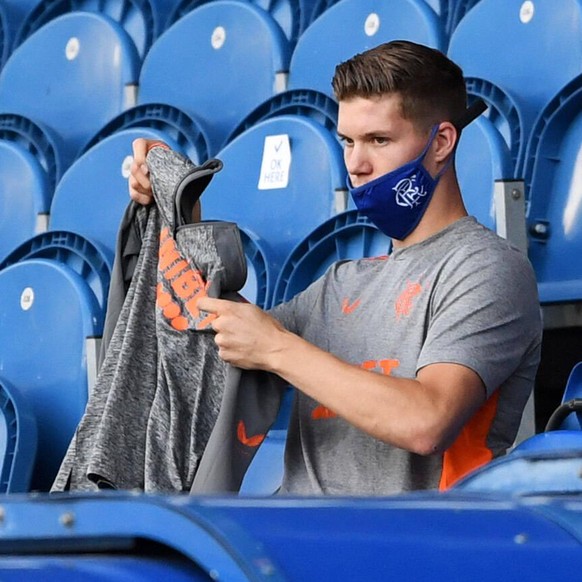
[198,297,231,314]
[132,138,149,165]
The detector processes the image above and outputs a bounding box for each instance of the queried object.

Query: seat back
[448,0,582,174]
[167,0,306,49]
[0,257,104,491]
[200,115,346,305]
[139,0,290,154]
[0,140,51,263]
[456,114,514,231]
[272,210,391,307]
[288,0,446,95]
[0,376,38,493]
[544,362,582,431]
[82,103,211,166]
[12,0,172,60]
[524,75,582,304]
[0,12,141,169]
[50,128,184,262]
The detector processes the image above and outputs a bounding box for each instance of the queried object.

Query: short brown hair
[332,40,467,132]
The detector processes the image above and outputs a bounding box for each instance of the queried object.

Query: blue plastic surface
[0,112,64,192]
[0,140,50,264]
[12,0,170,60]
[0,377,37,493]
[0,230,112,314]
[0,12,141,169]
[525,75,582,303]
[1,0,41,52]
[456,114,514,231]
[448,0,582,176]
[139,0,291,154]
[551,362,582,431]
[0,2,10,68]
[456,448,582,496]
[226,88,339,145]
[50,128,183,261]
[0,493,580,581]
[238,229,270,309]
[82,102,210,165]
[168,0,303,48]
[202,115,346,304]
[0,259,102,491]
[272,210,391,307]
[464,76,523,173]
[0,555,210,582]
[511,431,582,455]
[289,0,446,95]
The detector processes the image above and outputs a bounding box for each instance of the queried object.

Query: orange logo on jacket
[237,420,266,447]
[157,227,216,330]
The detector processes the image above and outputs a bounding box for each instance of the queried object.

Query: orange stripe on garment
[438,390,500,491]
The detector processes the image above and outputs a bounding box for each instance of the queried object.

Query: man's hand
[128,138,155,205]
[198,297,288,371]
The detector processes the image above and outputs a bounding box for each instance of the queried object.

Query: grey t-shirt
[270,216,542,495]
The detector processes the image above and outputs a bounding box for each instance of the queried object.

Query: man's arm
[197,296,486,456]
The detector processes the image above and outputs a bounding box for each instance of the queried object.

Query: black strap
[453,98,488,131]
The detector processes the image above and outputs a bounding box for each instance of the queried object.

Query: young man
[129,41,542,495]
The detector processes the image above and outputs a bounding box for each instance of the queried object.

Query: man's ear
[434,121,458,164]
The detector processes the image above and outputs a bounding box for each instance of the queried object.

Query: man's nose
[345,145,372,177]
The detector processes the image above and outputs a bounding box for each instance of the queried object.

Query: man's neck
[392,173,467,249]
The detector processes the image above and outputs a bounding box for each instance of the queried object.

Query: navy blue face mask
[346,100,487,241]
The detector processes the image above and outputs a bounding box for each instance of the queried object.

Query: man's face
[337,94,431,188]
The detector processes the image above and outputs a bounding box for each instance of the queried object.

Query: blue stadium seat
[167,0,307,50]
[455,113,514,231]
[511,431,582,454]
[0,2,11,67]
[0,248,107,491]
[543,362,582,432]
[200,114,347,306]
[464,77,523,174]
[226,88,339,145]
[11,0,176,60]
[272,210,392,307]
[524,74,582,304]
[0,113,65,263]
[138,0,291,154]
[0,230,111,315]
[49,128,186,263]
[421,0,482,39]
[0,140,51,264]
[1,1,41,53]
[0,12,141,170]
[288,0,446,96]
[448,0,582,176]
[0,376,38,493]
[82,103,211,166]
[454,446,582,495]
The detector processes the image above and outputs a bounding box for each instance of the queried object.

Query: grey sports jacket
[52,145,285,493]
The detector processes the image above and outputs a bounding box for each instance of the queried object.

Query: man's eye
[374,137,388,145]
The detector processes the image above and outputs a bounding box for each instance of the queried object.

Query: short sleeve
[416,246,542,396]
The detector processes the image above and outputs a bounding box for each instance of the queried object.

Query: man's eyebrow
[337,130,390,140]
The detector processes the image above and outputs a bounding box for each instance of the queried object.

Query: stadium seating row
[1,0,582,493]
